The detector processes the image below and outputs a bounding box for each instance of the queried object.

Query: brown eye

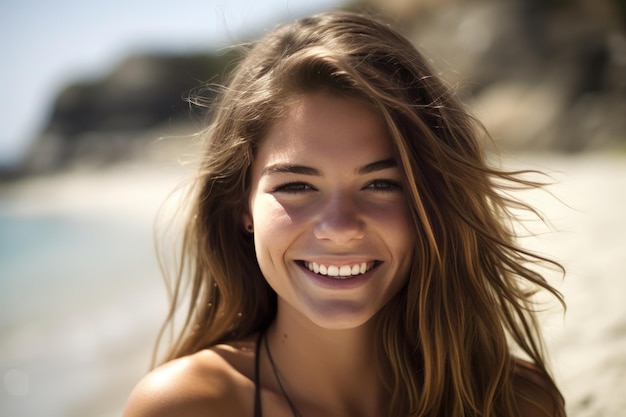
[364,180,401,192]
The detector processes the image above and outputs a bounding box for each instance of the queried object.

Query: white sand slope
[513,154,626,417]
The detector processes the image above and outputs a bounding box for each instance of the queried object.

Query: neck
[264,303,384,416]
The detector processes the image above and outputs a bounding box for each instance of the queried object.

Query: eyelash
[272,180,401,194]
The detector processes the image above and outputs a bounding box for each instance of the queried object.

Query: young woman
[124,10,566,417]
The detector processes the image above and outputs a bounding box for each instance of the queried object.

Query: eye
[364,179,402,193]
[272,182,316,194]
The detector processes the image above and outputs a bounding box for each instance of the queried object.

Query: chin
[300,300,380,331]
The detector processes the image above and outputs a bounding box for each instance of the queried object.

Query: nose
[313,192,365,244]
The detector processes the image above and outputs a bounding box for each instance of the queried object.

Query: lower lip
[298,263,376,290]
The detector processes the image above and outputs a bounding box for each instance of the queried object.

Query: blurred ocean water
[0,165,181,417]
[0,214,149,323]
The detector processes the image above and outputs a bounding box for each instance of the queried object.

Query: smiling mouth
[300,261,379,279]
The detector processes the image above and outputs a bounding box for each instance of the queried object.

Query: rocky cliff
[18,50,237,175]
[356,0,626,151]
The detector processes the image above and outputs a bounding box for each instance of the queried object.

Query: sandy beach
[1,153,625,416]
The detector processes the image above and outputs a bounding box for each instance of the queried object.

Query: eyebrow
[357,158,397,175]
[260,158,397,177]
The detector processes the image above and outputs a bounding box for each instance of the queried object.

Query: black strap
[253,331,264,417]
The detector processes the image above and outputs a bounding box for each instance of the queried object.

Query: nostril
[313,219,365,243]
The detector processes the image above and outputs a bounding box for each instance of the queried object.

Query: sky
[0,0,345,168]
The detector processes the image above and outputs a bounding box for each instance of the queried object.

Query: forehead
[256,92,395,164]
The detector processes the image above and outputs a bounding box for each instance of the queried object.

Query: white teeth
[339,265,352,276]
[305,261,372,278]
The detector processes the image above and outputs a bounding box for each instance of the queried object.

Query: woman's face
[246,91,415,330]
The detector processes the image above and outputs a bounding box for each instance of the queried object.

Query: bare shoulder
[512,359,566,417]
[123,342,257,417]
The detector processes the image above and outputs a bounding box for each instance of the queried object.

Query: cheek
[251,196,297,248]
[372,202,415,259]
[368,199,413,231]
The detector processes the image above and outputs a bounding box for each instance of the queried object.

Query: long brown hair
[154,10,565,417]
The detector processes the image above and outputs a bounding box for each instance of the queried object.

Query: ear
[242,211,253,233]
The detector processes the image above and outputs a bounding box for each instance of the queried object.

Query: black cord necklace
[264,333,304,417]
